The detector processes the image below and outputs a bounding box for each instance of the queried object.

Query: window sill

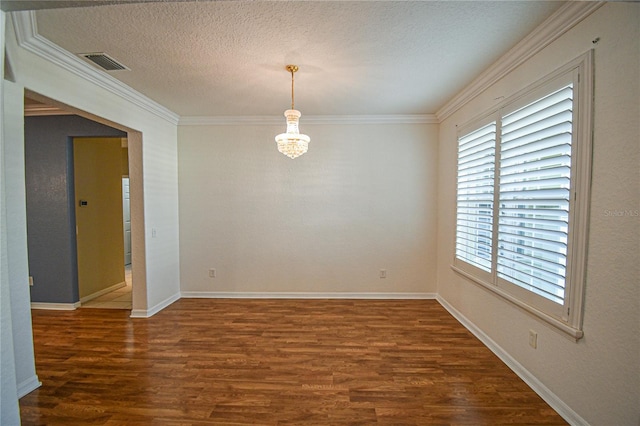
[450,264,584,341]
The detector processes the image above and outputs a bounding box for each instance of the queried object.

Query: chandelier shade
[275,109,310,159]
[275,65,310,159]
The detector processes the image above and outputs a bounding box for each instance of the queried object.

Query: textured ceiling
[31,1,565,117]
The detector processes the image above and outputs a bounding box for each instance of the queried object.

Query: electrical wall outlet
[529,329,538,349]
[209,268,216,278]
[379,269,387,279]
[29,276,34,286]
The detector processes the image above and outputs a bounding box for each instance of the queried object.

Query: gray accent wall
[25,115,126,304]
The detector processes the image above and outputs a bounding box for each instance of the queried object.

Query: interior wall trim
[17,375,41,399]
[436,295,588,426]
[130,291,181,319]
[436,1,604,121]
[10,11,180,126]
[179,114,439,126]
[23,104,72,116]
[30,302,80,310]
[181,292,437,300]
[79,281,126,304]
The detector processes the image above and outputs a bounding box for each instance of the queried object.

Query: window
[453,53,593,339]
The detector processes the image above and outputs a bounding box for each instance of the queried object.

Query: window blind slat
[458,228,493,240]
[458,154,496,173]
[500,198,569,209]
[499,206,569,217]
[497,261,565,293]
[458,167,495,180]
[501,133,571,160]
[457,194,494,202]
[498,246,567,273]
[499,176,570,192]
[502,86,573,126]
[502,98,573,135]
[457,210,494,219]
[499,188,570,200]
[458,221,493,233]
[502,119,572,147]
[458,188,495,198]
[499,242,567,268]
[501,155,571,176]
[457,224,493,236]
[500,165,570,184]
[497,264,565,304]
[498,233,567,254]
[498,260,566,289]
[499,218,568,234]
[459,139,495,157]
[459,123,496,143]
[498,223,568,243]
[459,149,496,168]
[502,110,572,141]
[456,235,493,249]
[458,176,495,187]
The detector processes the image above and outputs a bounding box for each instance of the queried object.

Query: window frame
[451,51,593,340]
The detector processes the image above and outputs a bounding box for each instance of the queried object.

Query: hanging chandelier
[275,65,310,159]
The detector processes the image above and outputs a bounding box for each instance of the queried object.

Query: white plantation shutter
[456,122,496,273]
[452,52,593,338]
[497,85,573,305]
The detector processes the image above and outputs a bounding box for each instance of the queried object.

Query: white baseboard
[130,291,180,318]
[17,375,41,398]
[435,295,588,426]
[80,281,126,304]
[30,301,81,310]
[180,291,437,300]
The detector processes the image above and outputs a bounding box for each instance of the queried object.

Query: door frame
[25,89,148,315]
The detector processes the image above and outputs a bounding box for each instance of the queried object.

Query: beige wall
[178,122,438,296]
[436,3,639,425]
[74,137,126,299]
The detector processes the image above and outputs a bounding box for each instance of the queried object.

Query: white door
[122,178,131,265]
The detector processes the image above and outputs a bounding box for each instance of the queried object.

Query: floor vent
[79,53,129,71]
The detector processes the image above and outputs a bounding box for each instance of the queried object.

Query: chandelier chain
[290,67,295,110]
[285,64,299,110]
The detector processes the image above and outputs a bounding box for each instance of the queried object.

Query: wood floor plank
[20,299,567,425]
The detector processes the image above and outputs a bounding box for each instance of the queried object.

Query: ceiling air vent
[79,53,129,71]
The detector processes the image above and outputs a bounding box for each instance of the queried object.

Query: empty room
[1,1,638,425]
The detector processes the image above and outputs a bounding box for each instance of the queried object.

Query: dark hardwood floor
[20,299,566,425]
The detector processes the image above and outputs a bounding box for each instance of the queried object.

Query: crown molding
[179,114,438,126]
[12,2,601,127]
[436,1,604,122]
[306,114,438,125]
[179,116,281,126]
[10,10,180,125]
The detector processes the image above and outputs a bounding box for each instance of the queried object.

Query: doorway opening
[73,137,131,310]
[24,90,146,315]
